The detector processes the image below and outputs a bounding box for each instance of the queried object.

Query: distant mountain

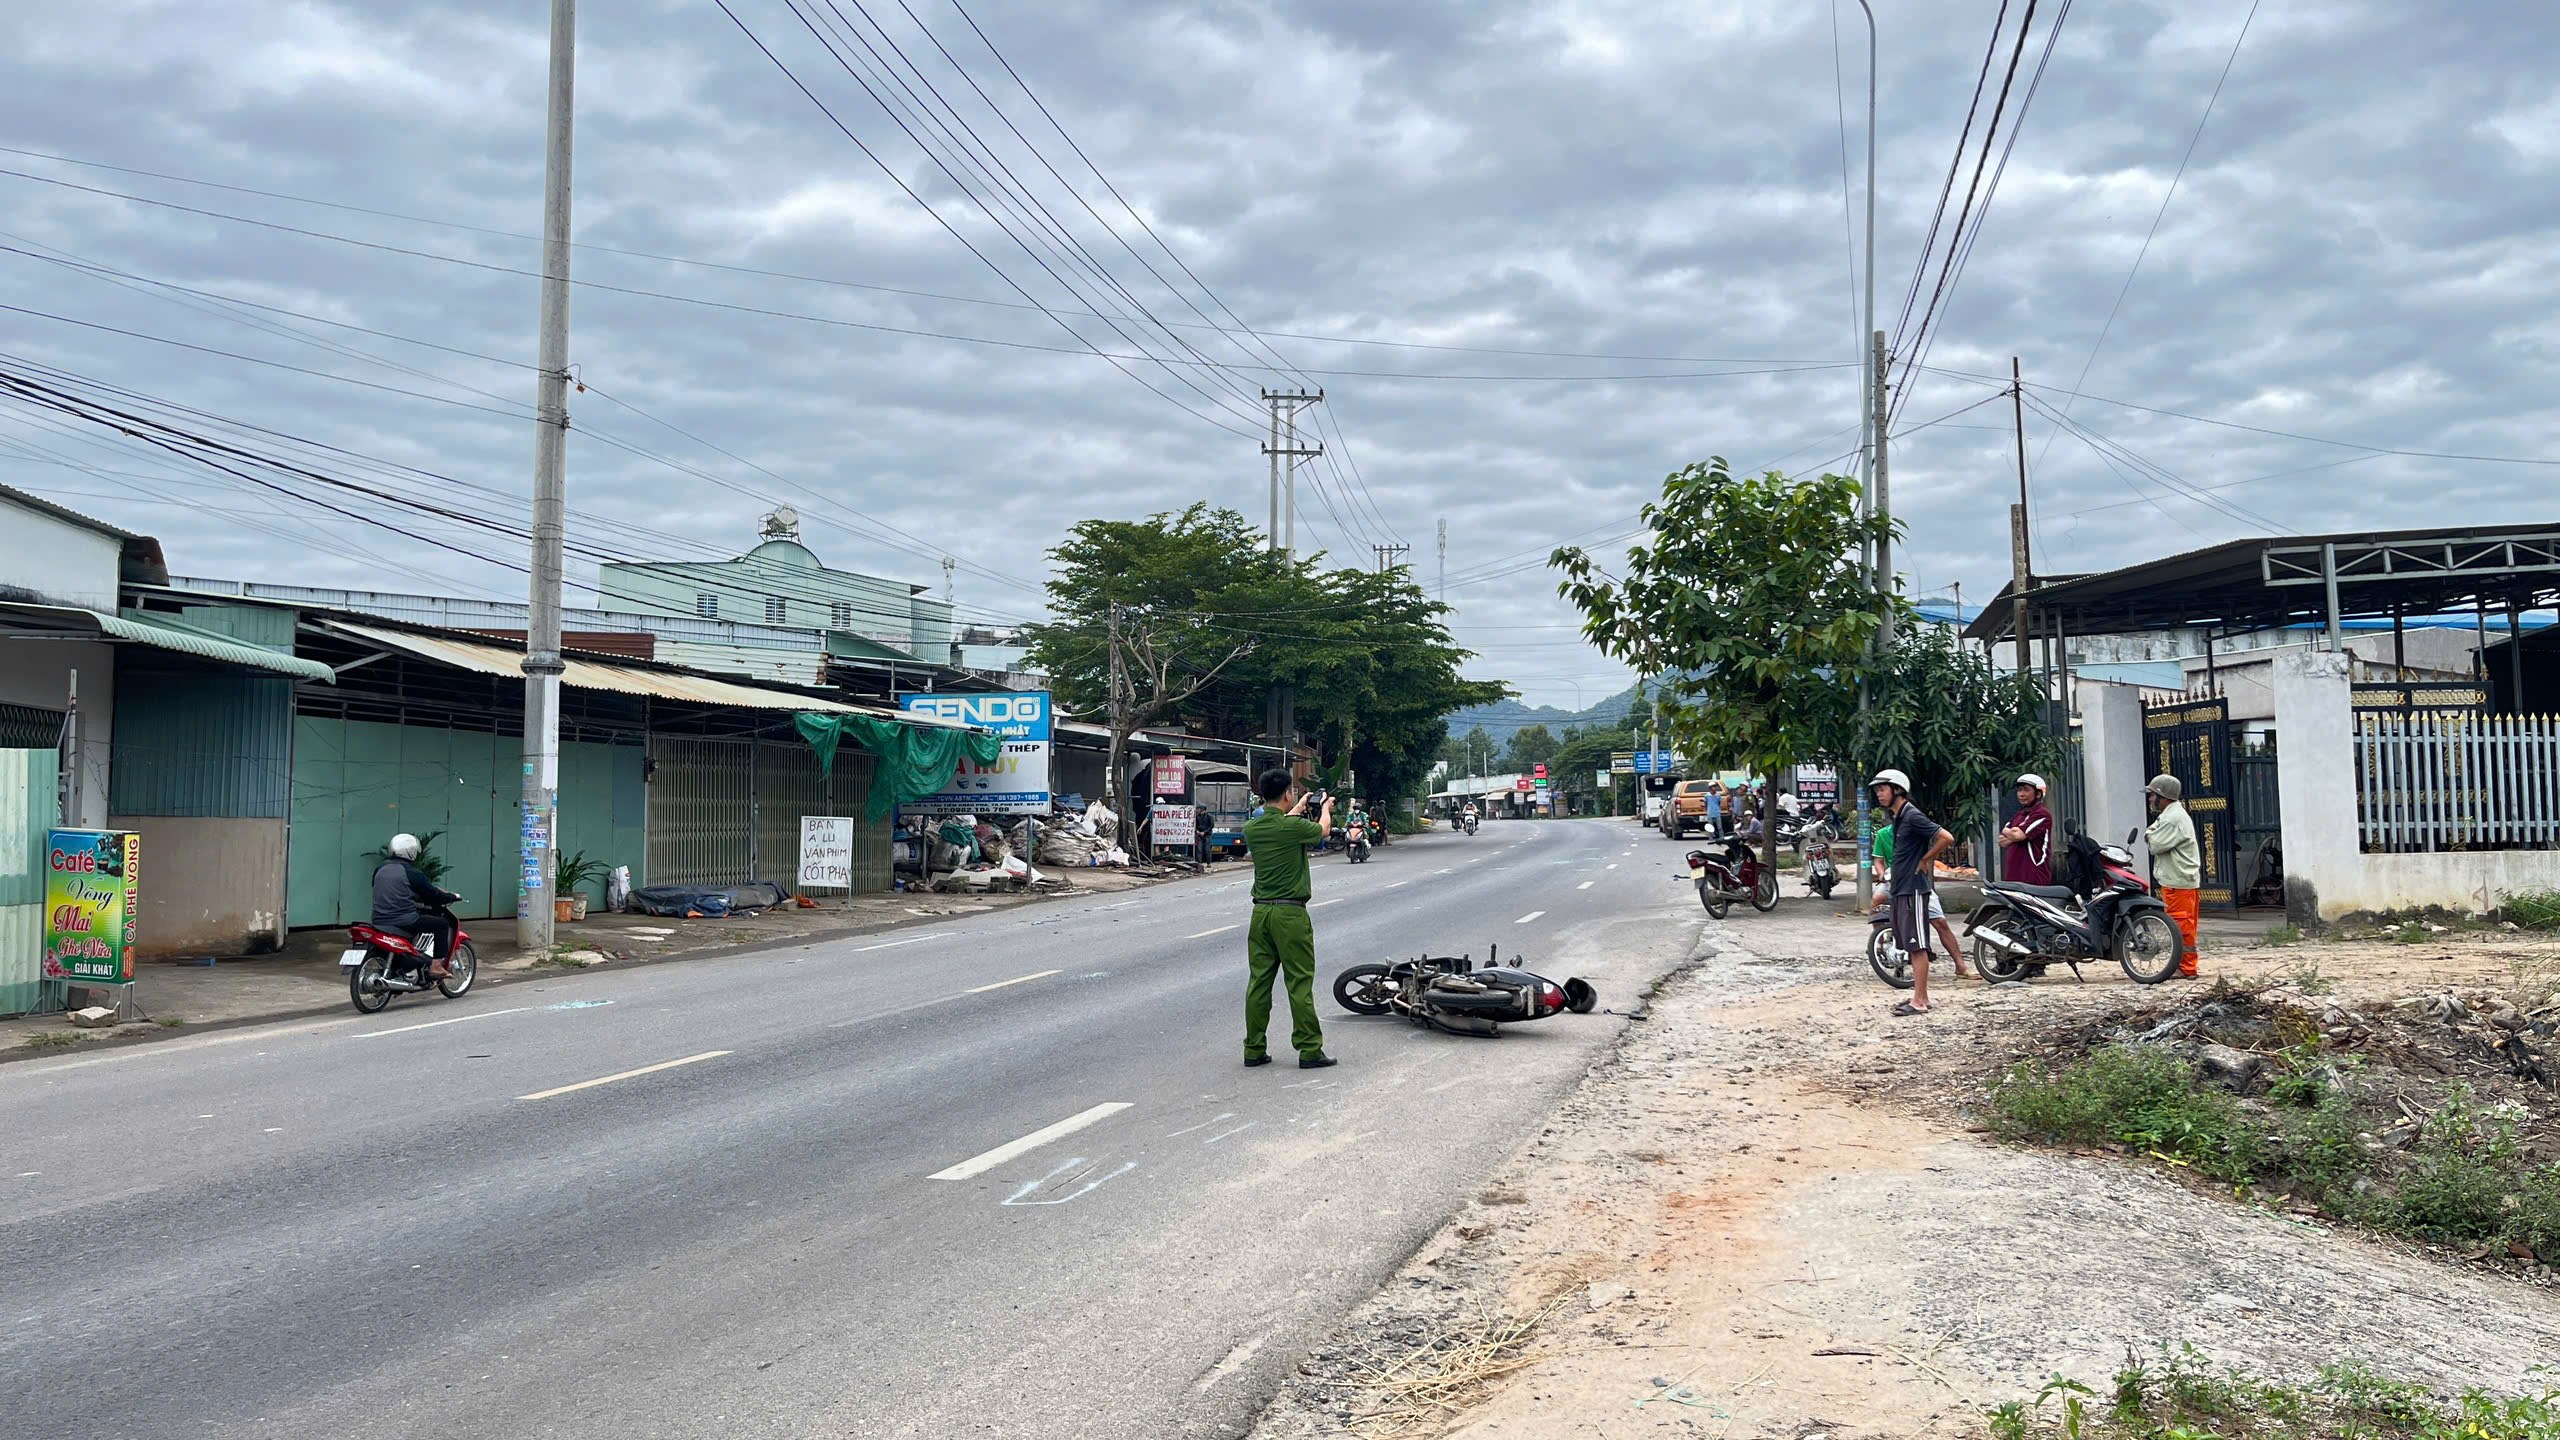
[1444,682,1644,744]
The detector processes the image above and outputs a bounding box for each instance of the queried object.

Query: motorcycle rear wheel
[1697,878,1729,920]
[349,952,394,1014]
[2114,911,2185,985]
[1971,930,2031,984]
[1331,963,1397,1015]
[1867,925,1914,989]
[438,940,479,998]
[1751,868,1780,912]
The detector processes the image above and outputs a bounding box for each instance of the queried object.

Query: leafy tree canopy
[1024,504,1505,808]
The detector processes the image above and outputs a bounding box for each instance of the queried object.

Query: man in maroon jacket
[1999,774,2056,887]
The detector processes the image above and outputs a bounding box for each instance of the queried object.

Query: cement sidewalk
[4,859,1236,1057]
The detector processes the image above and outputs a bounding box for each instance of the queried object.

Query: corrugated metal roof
[314,619,966,725]
[0,602,335,682]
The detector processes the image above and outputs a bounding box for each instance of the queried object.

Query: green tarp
[795,713,1002,821]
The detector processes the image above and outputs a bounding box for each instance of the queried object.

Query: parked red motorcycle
[1687,844,1779,918]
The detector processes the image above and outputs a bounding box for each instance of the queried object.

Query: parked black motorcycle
[1964,824,2185,985]
[1332,945,1596,1037]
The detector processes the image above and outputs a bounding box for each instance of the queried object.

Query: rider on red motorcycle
[372,833,462,979]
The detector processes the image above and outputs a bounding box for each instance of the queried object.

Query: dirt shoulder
[1248,903,2560,1440]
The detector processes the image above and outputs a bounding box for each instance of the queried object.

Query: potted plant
[555,850,606,922]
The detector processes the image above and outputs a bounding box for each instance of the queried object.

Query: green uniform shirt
[1243,805,1325,901]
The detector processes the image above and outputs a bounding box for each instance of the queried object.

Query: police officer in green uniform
[1241,768,1338,1070]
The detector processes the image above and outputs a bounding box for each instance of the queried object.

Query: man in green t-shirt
[1240,768,1337,1069]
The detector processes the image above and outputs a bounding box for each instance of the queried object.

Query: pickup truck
[1659,779,1714,838]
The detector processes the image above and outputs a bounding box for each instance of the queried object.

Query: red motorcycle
[341,906,479,1014]
[1687,843,1780,918]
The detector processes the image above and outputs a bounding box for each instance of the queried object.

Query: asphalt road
[1,816,1706,1439]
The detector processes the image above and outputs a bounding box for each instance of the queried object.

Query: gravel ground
[1247,899,2560,1440]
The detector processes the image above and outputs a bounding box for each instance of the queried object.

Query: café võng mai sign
[45,828,139,984]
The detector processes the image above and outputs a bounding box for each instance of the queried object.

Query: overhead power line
[2028,0,2261,477]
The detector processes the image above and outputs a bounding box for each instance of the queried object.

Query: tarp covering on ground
[794,713,1003,821]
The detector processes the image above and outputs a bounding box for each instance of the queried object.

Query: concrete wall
[0,498,125,610]
[0,639,112,828]
[2352,851,2560,917]
[2081,683,2150,866]
[110,815,287,957]
[2273,650,2357,924]
[2272,645,2560,913]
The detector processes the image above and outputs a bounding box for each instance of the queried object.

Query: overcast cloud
[3,0,2555,707]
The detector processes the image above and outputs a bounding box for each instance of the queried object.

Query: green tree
[1554,459,1897,867]
[1438,724,1496,776]
[1025,506,1502,829]
[1500,723,1558,775]
[1866,624,2057,836]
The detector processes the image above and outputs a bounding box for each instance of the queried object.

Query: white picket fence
[2355,711,2560,852]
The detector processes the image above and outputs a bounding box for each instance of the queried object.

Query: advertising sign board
[44,828,138,984]
[1151,756,1187,796]
[798,816,855,890]
[1513,777,1534,792]
[1150,803,1197,846]
[1793,765,1840,806]
[897,691,1053,814]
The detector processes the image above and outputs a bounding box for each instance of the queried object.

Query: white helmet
[388,833,422,861]
[2016,773,2047,794]
[1868,768,1912,794]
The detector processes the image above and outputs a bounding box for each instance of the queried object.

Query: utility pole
[1436,517,1447,602]
[1872,329,1894,644]
[1261,389,1323,556]
[2010,356,2034,678]
[518,0,575,953]
[1373,543,1410,575]
[1857,328,1892,911]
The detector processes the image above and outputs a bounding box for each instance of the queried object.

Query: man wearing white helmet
[1870,768,1956,1015]
[1999,774,2056,887]
[372,833,462,979]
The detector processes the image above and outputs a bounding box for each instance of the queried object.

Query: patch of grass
[2283,958,2331,995]
[2504,889,2560,932]
[1995,1346,2560,1440]
[2262,922,2303,947]
[1992,1047,2262,1184]
[154,1017,184,1028]
[1994,1048,2559,1261]
[21,1030,80,1049]
[2393,921,2432,945]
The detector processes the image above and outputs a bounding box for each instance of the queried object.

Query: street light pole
[1851,0,1880,912]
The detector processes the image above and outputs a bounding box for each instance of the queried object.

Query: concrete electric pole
[1436,517,1447,602]
[518,0,575,953]
[1373,543,1410,575]
[1261,389,1323,557]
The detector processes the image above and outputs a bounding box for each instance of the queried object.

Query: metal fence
[2355,711,2560,853]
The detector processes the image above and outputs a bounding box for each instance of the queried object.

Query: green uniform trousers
[1244,902,1325,1060]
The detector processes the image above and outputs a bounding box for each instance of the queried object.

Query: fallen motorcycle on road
[1332,945,1597,1037]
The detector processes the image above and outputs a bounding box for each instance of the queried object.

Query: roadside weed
[2503,889,2560,931]
[22,1030,79,1048]
[2262,922,2303,947]
[1991,1348,2560,1439]
[2393,921,2431,945]
[2282,958,2330,994]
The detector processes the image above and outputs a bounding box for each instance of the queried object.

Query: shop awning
[309,619,967,724]
[0,601,334,682]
